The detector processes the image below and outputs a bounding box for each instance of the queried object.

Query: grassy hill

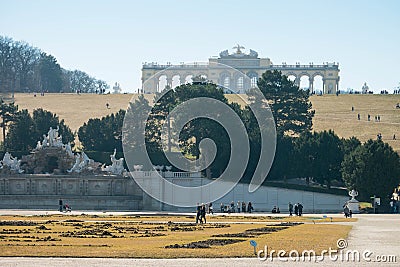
[2,93,400,151]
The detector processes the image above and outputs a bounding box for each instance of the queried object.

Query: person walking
[294,203,299,216]
[288,202,293,216]
[298,203,303,216]
[247,202,253,213]
[242,201,246,213]
[196,203,201,224]
[59,198,63,212]
[237,201,241,213]
[208,202,213,214]
[200,204,207,224]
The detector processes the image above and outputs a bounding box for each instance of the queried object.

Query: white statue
[54,135,63,147]
[68,153,82,173]
[1,152,24,173]
[349,189,359,201]
[64,142,74,157]
[68,151,99,173]
[47,127,55,146]
[45,126,61,147]
[102,149,125,175]
[36,141,43,150]
[42,134,49,147]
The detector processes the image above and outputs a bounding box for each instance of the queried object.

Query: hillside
[2,93,400,151]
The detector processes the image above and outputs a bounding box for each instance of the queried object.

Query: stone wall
[0,174,143,210]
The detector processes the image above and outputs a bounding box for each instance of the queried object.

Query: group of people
[196,203,207,224]
[220,201,254,213]
[288,202,304,216]
[343,204,353,218]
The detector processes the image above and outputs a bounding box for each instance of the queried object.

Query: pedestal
[347,200,360,213]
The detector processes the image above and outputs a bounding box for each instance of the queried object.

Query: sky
[1,0,399,93]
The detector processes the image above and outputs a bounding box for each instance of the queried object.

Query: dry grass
[0,215,352,258]
[311,94,400,151]
[3,93,399,151]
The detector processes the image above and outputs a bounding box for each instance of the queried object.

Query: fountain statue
[0,152,24,173]
[101,149,126,175]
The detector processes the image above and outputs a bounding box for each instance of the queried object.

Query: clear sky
[1,0,399,93]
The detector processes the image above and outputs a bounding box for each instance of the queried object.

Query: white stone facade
[141,46,340,94]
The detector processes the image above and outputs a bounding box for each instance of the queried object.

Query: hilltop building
[141,45,340,94]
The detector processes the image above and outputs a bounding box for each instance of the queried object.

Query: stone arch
[219,72,231,89]
[298,72,311,90]
[247,71,258,88]
[312,74,324,94]
[286,72,297,83]
[158,75,168,92]
[171,74,180,88]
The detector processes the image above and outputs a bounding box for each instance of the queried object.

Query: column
[166,76,172,88]
[336,78,340,93]
[309,77,314,93]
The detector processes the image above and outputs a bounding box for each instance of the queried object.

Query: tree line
[0,36,109,93]
[0,71,399,202]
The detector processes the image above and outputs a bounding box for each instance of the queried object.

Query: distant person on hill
[106,103,110,109]
[351,106,354,112]
[393,134,396,140]
[368,114,371,121]
[357,113,360,120]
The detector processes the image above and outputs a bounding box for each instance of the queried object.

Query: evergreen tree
[78,110,125,151]
[341,139,400,201]
[5,109,35,152]
[0,99,18,148]
[257,70,314,136]
[32,108,74,144]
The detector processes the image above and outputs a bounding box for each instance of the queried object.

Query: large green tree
[39,53,63,92]
[153,82,234,176]
[78,110,125,152]
[257,70,314,136]
[341,139,400,201]
[5,109,35,152]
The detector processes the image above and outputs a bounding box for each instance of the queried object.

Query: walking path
[0,212,399,266]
